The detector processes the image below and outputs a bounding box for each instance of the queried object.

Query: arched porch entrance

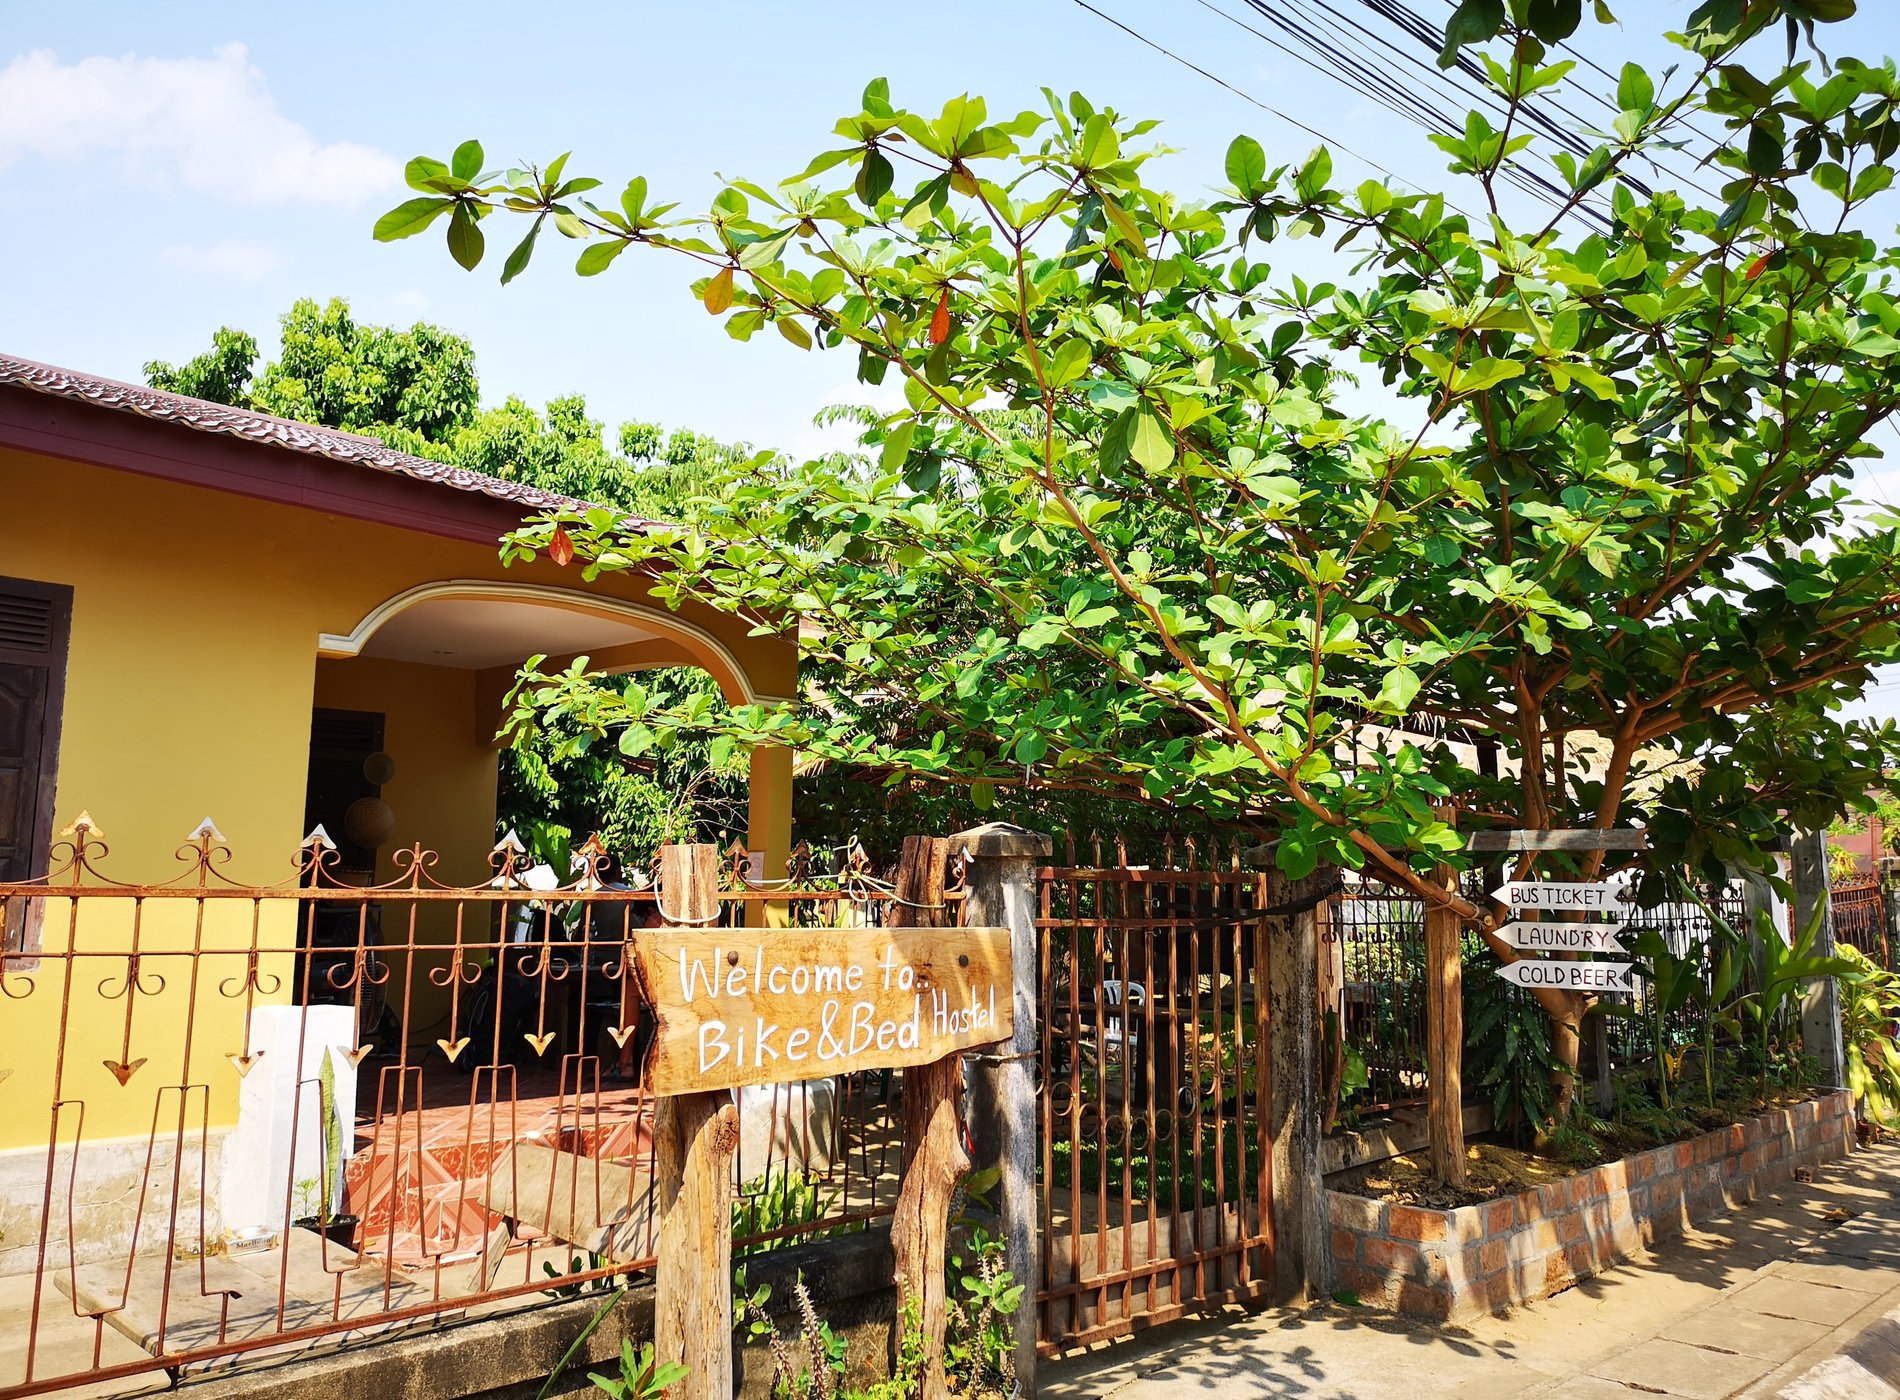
[301,578,794,1050]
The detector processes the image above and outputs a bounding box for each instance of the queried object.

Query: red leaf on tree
[1745,251,1771,280]
[548,525,576,567]
[928,290,951,346]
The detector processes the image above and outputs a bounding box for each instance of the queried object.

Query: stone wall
[1326,1090,1855,1322]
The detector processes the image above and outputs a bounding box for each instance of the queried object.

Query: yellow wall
[0,444,796,1147]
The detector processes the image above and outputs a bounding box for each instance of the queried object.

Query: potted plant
[292,1048,358,1248]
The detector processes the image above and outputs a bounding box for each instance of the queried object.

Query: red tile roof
[0,352,616,520]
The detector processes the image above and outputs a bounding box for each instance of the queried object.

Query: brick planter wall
[1326,1090,1855,1322]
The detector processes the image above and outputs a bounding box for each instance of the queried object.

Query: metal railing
[1324,886,1428,1118]
[0,819,929,1397]
[1034,836,1272,1351]
[1831,880,1889,969]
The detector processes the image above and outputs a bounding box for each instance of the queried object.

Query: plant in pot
[293,1047,358,1248]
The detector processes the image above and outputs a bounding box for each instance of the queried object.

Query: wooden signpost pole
[888,835,963,1400]
[1425,818,1466,1188]
[651,843,734,1400]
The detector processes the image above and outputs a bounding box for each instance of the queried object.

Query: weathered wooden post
[949,822,1048,1398]
[1250,856,1334,1305]
[1791,830,1847,1088]
[1424,855,1467,1189]
[889,835,962,1400]
[651,843,734,1400]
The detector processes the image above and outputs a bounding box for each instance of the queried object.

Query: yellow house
[0,353,795,1273]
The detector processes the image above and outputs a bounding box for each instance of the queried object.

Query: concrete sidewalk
[1044,1140,1900,1400]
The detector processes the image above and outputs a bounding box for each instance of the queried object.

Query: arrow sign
[1491,880,1633,913]
[1496,960,1637,992]
[1498,921,1628,954]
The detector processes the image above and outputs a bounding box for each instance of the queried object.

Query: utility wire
[1069,0,1414,190]
[1202,0,1608,222]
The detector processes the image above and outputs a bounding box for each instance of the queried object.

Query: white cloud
[157,239,287,282]
[0,44,399,204]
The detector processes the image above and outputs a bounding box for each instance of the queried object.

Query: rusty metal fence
[0,819,925,1398]
[1831,880,1889,968]
[1034,837,1271,1352]
[1322,886,1428,1119]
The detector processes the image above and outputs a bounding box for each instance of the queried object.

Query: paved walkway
[1044,1140,1900,1400]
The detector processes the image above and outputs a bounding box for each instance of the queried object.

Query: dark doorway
[0,577,71,954]
[304,707,386,875]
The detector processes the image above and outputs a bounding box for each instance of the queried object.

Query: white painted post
[1791,831,1847,1088]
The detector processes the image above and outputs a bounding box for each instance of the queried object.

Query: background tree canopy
[369,0,1900,1088]
[145,298,756,866]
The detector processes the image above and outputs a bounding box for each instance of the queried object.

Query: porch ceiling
[360,597,660,670]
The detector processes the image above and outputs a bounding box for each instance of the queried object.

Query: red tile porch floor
[343,1059,655,1270]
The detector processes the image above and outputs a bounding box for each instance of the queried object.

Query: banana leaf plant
[1624,928,1703,1112]
[1685,894,1860,1101]
[1837,945,1900,1128]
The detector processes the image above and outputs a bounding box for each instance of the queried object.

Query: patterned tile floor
[343,1060,654,1268]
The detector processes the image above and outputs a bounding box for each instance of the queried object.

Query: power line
[1070,0,1411,188]
[1201,0,1609,223]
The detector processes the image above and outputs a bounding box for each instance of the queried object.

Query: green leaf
[404,155,451,191]
[1746,123,1784,176]
[1225,135,1267,194]
[1526,0,1582,43]
[1046,339,1092,388]
[857,148,894,205]
[879,421,916,473]
[1440,0,1506,67]
[1101,198,1145,252]
[500,214,544,285]
[1617,62,1654,113]
[374,196,455,242]
[451,139,484,182]
[576,238,628,276]
[1375,666,1421,714]
[447,203,485,271]
[1127,408,1174,472]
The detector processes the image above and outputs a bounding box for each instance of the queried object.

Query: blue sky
[5,1,1900,713]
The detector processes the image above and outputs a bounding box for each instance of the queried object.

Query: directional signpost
[1496,920,1628,954]
[1491,880,1634,913]
[1496,959,1637,992]
[1485,867,1641,994]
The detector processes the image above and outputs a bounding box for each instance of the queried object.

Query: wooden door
[0,579,71,952]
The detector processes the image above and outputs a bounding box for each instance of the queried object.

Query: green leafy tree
[377,1,1900,1100]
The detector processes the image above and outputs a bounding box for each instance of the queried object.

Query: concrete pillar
[1255,863,1335,1306]
[1791,831,1846,1089]
[745,744,794,881]
[947,822,1049,1398]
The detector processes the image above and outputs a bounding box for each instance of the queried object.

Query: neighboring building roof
[0,353,614,520]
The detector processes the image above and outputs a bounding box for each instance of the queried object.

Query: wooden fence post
[888,835,964,1400]
[1424,852,1466,1189]
[652,843,735,1400]
[948,822,1049,1399]
[1257,863,1334,1305]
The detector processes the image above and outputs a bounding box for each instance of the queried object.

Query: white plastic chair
[1100,979,1146,1061]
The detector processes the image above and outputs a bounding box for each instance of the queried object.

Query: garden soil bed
[1336,1088,1828,1210]
[1326,1090,1855,1322]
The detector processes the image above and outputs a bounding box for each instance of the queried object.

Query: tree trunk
[1548,993,1584,1119]
[888,835,965,1400]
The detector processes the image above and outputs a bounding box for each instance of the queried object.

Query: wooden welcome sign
[632,926,1012,1095]
[644,838,1012,1400]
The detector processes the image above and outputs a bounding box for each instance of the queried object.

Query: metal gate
[1034,840,1272,1350]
